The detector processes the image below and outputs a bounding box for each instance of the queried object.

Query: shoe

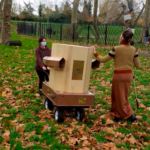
[113,117,121,122]
[127,114,137,123]
[40,91,43,96]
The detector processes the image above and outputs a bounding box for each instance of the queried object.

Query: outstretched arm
[95,53,113,63]
[91,46,114,63]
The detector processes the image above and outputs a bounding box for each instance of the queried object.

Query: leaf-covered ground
[0,33,150,150]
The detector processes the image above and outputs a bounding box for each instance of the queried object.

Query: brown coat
[96,45,141,70]
[35,45,51,70]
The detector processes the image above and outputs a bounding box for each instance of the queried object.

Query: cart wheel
[54,108,64,123]
[75,108,85,121]
[44,98,54,111]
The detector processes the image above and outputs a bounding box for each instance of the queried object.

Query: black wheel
[44,98,54,111]
[75,108,85,121]
[54,108,64,123]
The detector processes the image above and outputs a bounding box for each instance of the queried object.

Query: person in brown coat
[91,30,141,123]
[35,36,51,96]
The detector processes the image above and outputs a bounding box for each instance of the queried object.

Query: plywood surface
[49,43,93,94]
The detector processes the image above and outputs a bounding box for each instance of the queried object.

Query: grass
[0,31,150,149]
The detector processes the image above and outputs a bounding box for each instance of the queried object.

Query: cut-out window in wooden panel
[72,60,84,80]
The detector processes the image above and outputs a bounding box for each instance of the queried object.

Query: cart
[41,44,100,123]
[41,82,95,123]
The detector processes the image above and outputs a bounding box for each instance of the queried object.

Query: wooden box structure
[42,44,100,122]
[42,44,100,106]
[48,43,93,94]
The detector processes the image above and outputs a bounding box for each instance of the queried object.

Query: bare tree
[99,0,144,26]
[11,0,19,18]
[43,5,53,23]
[71,0,80,39]
[132,3,145,28]
[34,0,54,22]
[93,0,100,43]
[0,0,5,32]
[139,0,150,42]
[63,1,72,20]
[1,0,12,44]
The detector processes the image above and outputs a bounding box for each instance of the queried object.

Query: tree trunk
[1,0,12,45]
[0,0,5,32]
[71,0,80,39]
[132,4,145,28]
[139,0,150,42]
[93,0,100,43]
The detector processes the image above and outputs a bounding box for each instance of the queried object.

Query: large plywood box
[49,43,93,94]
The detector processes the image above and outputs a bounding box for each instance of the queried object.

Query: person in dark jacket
[145,28,149,45]
[35,36,51,96]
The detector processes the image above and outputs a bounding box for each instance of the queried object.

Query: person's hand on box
[47,67,51,70]
[91,46,96,54]
[42,66,46,70]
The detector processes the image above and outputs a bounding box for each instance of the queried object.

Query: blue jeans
[145,37,148,45]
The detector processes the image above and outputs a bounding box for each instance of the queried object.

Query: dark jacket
[35,45,51,70]
[145,30,149,37]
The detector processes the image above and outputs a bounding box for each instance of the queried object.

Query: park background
[0,0,150,150]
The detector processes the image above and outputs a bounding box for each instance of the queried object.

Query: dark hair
[122,30,133,43]
[130,40,134,46]
[38,36,46,43]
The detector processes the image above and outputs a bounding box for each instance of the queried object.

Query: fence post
[17,22,19,34]
[87,23,90,44]
[31,22,32,36]
[39,22,41,36]
[24,22,26,35]
[60,23,62,41]
[34,23,37,37]
[72,23,75,42]
[105,24,107,45]
[50,23,51,39]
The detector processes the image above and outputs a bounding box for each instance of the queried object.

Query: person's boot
[127,114,137,123]
[40,91,43,96]
[113,117,121,122]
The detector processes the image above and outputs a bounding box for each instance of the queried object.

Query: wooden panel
[72,60,84,80]
[43,57,65,70]
[49,44,93,94]
[49,44,73,92]
[67,46,89,93]
[84,47,93,92]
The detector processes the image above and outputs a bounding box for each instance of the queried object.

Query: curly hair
[122,30,133,43]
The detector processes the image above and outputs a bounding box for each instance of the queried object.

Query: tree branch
[132,4,145,28]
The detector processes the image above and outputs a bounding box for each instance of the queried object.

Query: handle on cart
[43,70,49,81]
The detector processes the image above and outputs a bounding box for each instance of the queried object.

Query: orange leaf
[124,134,137,145]
[80,135,88,141]
[16,125,25,134]
[42,124,51,133]
[139,103,146,109]
[62,136,66,142]
[2,114,10,117]
[105,118,114,126]
[2,91,6,97]
[103,142,115,149]
[2,130,10,142]
[68,128,74,134]
[105,136,114,142]
[82,140,91,147]
[107,128,115,135]
[136,115,142,120]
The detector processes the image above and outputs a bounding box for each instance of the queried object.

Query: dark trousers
[36,69,50,90]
